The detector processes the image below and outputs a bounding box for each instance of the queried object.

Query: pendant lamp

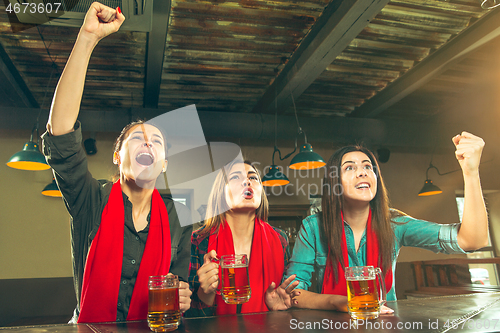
[262,89,325,186]
[418,161,459,197]
[41,178,62,197]
[418,178,443,196]
[288,89,325,170]
[289,142,325,170]
[7,35,58,171]
[7,124,49,171]
[262,150,290,187]
[262,90,290,187]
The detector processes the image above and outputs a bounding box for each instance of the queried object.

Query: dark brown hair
[198,160,269,238]
[113,120,147,154]
[321,145,399,282]
[111,120,168,181]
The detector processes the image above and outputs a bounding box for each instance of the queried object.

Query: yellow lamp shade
[289,144,325,170]
[418,179,442,196]
[7,141,50,171]
[262,165,290,187]
[42,178,62,197]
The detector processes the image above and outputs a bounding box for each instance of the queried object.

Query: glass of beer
[216,254,251,304]
[148,275,180,332]
[345,266,387,320]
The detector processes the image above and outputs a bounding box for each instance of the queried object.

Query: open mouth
[243,188,254,199]
[355,183,370,189]
[135,152,154,166]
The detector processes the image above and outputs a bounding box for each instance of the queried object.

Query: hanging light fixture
[289,142,325,170]
[418,180,442,196]
[7,123,50,171]
[288,89,325,170]
[7,36,57,171]
[41,178,62,197]
[262,88,325,186]
[262,93,290,187]
[418,160,459,196]
[262,152,290,187]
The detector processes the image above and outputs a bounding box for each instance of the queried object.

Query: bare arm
[453,132,488,251]
[291,289,394,314]
[291,289,347,311]
[47,2,125,136]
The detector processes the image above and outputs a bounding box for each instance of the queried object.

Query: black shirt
[42,122,192,323]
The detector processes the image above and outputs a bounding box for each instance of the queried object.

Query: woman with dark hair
[187,160,299,317]
[285,133,488,311]
[41,2,192,323]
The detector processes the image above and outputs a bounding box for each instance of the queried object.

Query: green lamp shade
[42,179,62,197]
[289,143,326,170]
[7,141,50,170]
[262,165,290,187]
[418,179,443,196]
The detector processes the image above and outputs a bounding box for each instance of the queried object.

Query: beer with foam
[216,254,251,304]
[345,266,386,320]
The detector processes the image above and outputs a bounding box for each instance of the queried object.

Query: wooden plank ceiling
[294,0,487,118]
[159,0,330,112]
[0,0,495,127]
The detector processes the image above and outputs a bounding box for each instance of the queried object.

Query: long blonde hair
[198,160,269,237]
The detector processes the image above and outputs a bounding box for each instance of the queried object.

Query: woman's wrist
[462,169,480,179]
[75,30,100,53]
[328,294,348,312]
[197,286,216,306]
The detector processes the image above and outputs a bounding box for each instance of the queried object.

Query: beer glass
[345,266,387,320]
[148,275,180,332]
[214,254,251,304]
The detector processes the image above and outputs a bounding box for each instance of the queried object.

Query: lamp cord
[289,89,306,143]
[273,89,278,165]
[32,26,59,145]
[36,26,58,66]
[271,88,299,164]
[426,163,460,179]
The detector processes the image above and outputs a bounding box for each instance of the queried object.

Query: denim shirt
[285,213,467,301]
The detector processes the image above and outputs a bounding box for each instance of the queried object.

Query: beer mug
[345,266,387,320]
[213,254,251,304]
[148,275,180,332]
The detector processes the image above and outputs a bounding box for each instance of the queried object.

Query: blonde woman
[187,160,299,316]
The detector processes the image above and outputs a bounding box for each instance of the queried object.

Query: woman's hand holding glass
[179,281,192,313]
[196,250,220,305]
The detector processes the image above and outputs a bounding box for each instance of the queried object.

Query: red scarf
[208,219,284,315]
[78,181,171,323]
[321,210,392,295]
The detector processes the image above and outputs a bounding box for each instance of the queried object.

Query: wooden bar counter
[2,293,500,333]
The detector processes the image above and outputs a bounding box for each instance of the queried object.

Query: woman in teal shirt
[285,132,488,311]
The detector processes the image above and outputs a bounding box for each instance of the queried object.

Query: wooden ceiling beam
[143,0,171,108]
[0,107,453,151]
[350,6,500,118]
[0,43,38,108]
[251,0,390,114]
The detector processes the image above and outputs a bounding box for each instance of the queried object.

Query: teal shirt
[285,212,467,301]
